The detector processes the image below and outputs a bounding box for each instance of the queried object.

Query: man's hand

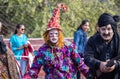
[106,65,115,72]
[105,60,116,72]
[100,60,116,73]
[100,61,108,72]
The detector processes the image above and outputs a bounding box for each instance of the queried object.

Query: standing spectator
[0,22,20,79]
[74,20,89,79]
[84,13,120,79]
[23,3,88,79]
[74,20,89,58]
[9,24,33,78]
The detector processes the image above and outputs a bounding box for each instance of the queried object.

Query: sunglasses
[21,28,25,30]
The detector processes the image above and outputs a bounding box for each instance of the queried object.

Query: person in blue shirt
[74,20,89,79]
[9,24,28,77]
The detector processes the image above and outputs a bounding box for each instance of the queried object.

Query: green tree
[0,0,119,38]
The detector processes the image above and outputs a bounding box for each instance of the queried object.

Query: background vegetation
[0,0,120,38]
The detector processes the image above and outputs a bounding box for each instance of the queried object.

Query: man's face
[49,29,59,44]
[99,24,114,41]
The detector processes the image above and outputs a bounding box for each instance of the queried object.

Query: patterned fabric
[24,41,88,79]
[0,48,20,79]
[0,53,9,79]
[47,3,67,31]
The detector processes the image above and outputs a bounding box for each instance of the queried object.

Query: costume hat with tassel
[46,3,68,31]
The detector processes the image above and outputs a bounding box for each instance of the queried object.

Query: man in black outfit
[84,13,120,79]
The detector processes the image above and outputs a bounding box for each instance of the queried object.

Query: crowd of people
[0,3,120,79]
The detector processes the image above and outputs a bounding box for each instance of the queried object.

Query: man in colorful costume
[24,3,88,79]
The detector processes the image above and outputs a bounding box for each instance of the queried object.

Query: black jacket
[84,33,120,79]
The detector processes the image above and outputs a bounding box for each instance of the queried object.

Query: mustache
[102,33,110,37]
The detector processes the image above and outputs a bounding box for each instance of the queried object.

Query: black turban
[98,13,117,31]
